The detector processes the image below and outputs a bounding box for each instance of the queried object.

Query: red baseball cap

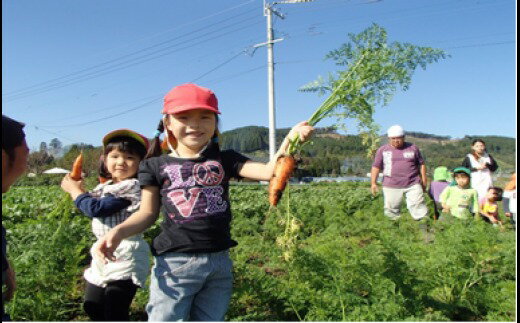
[102,129,150,151]
[162,83,220,114]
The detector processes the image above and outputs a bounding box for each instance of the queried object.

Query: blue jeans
[146,250,233,321]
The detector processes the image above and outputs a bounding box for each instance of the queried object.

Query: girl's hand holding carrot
[287,121,314,145]
[267,121,314,206]
[60,174,85,200]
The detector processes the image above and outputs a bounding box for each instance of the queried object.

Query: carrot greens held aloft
[270,24,447,207]
[288,23,448,157]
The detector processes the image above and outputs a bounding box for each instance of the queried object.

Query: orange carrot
[269,155,296,206]
[70,153,83,180]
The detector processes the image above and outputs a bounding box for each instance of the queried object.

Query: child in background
[428,166,451,220]
[502,173,516,229]
[439,167,479,221]
[94,83,314,321]
[479,186,504,226]
[60,129,151,321]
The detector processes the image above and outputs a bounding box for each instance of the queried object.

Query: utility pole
[262,0,314,160]
[264,1,284,159]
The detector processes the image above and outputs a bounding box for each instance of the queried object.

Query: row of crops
[2,183,516,321]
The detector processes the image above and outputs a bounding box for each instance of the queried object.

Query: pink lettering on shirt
[167,187,203,218]
[162,161,228,220]
[163,164,195,189]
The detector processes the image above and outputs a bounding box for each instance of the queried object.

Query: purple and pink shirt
[138,143,250,255]
[372,142,425,188]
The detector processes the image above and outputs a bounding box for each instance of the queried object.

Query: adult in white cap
[370,125,429,222]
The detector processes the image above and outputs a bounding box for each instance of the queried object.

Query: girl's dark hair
[488,186,504,201]
[145,114,220,159]
[145,119,166,159]
[99,136,147,180]
[472,138,486,146]
[2,115,26,165]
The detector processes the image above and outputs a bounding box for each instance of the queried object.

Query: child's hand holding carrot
[286,121,314,146]
[60,174,85,200]
[266,121,314,206]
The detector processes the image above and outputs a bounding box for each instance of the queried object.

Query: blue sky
[2,0,516,150]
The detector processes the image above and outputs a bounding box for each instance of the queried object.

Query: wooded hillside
[25,127,515,181]
[220,126,516,177]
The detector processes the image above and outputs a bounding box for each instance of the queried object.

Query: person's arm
[502,192,511,216]
[427,183,433,199]
[370,166,381,196]
[60,174,86,200]
[94,186,161,263]
[461,156,482,171]
[439,187,450,212]
[420,164,427,192]
[2,259,16,303]
[472,192,480,218]
[238,122,313,181]
[486,155,498,172]
[74,194,132,218]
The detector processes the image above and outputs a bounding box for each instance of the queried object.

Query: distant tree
[59,145,102,177]
[27,151,54,173]
[39,141,48,153]
[49,138,63,156]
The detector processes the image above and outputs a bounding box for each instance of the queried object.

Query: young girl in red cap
[94,83,313,321]
[60,129,151,321]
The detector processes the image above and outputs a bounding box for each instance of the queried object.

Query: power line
[205,65,266,85]
[40,94,163,124]
[3,3,260,98]
[37,48,256,129]
[31,125,85,144]
[86,0,260,60]
[39,97,161,128]
[4,12,262,102]
[190,51,247,83]
[4,18,264,102]
[443,40,515,50]
[282,0,509,39]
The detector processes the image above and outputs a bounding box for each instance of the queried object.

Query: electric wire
[4,12,262,101]
[4,2,260,98]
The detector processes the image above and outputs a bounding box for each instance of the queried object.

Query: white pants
[383,183,428,220]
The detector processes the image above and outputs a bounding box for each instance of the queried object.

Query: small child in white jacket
[60,129,151,321]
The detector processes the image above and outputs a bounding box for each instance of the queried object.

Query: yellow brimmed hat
[102,129,149,150]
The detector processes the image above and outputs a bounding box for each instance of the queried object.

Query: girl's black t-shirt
[138,144,250,255]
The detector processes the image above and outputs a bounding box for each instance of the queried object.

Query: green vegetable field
[2,183,516,321]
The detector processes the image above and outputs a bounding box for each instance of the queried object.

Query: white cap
[387,125,405,137]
